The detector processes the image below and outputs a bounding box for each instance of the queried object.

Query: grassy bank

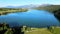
[24,28,52,34]
[0,8,28,15]
[0,23,60,34]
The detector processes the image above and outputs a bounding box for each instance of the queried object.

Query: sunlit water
[0,10,59,27]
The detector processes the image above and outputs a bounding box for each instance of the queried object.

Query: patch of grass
[53,27,60,34]
[4,28,13,34]
[24,28,52,34]
[47,26,60,34]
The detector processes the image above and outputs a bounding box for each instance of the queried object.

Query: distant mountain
[2,4,59,12]
[18,4,41,8]
[3,4,40,8]
[5,6,16,8]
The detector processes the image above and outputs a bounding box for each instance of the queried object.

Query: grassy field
[0,8,28,15]
[0,25,60,34]
[51,27,60,34]
[0,23,60,34]
[24,28,52,34]
[24,27,60,34]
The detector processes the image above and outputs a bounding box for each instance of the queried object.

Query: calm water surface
[0,10,59,27]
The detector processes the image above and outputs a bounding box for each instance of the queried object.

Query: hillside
[34,5,60,13]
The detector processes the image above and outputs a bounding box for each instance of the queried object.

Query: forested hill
[34,5,60,13]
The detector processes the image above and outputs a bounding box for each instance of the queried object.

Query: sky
[0,0,60,7]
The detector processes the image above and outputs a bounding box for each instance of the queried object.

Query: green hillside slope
[35,5,60,13]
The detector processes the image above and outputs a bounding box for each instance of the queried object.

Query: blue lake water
[0,10,60,27]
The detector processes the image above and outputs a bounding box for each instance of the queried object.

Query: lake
[0,10,60,27]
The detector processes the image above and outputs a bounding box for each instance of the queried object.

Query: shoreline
[0,8,28,15]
